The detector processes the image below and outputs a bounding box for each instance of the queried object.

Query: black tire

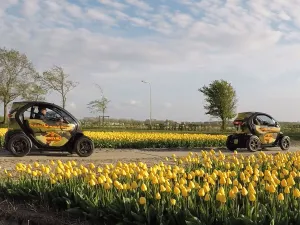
[279,136,290,151]
[7,133,32,157]
[74,136,94,157]
[226,135,237,151]
[246,135,261,152]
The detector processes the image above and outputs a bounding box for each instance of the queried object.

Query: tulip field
[2,128,300,224]
[0,128,227,149]
[0,150,300,224]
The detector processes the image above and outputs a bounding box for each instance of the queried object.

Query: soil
[0,199,90,225]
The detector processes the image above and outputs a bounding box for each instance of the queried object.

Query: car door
[254,114,280,144]
[26,105,76,147]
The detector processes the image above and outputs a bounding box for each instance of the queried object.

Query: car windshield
[51,107,75,124]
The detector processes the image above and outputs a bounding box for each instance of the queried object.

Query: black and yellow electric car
[226,112,291,152]
[3,101,95,157]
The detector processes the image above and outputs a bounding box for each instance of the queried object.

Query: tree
[198,79,237,131]
[87,84,110,126]
[36,65,78,109]
[0,47,38,124]
[21,83,48,101]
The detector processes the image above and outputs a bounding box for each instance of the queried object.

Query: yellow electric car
[226,112,290,152]
[4,101,94,157]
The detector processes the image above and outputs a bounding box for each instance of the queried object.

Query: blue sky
[1,0,300,122]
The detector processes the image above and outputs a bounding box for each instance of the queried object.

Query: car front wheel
[279,136,290,151]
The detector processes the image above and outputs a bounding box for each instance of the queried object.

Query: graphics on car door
[254,114,280,144]
[21,105,76,147]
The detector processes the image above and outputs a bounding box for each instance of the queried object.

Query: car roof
[12,101,55,105]
[238,111,270,115]
[236,112,275,120]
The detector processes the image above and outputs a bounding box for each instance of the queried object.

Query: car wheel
[246,135,261,152]
[279,136,290,151]
[7,134,32,157]
[226,135,237,151]
[74,136,94,157]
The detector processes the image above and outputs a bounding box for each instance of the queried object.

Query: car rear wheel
[7,134,32,157]
[246,135,261,152]
[279,136,290,151]
[226,135,237,151]
[74,136,95,157]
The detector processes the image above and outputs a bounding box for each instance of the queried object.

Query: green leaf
[185,209,202,225]
[229,216,255,225]
[131,211,146,223]
[147,205,158,225]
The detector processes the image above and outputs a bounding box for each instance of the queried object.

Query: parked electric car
[226,112,290,152]
[3,101,95,157]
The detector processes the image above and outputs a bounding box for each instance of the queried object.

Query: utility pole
[141,80,152,128]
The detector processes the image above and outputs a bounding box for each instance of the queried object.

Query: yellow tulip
[174,187,181,195]
[104,183,111,190]
[293,188,300,198]
[268,184,276,193]
[139,197,146,205]
[198,188,205,197]
[249,193,256,202]
[278,193,284,201]
[155,193,161,200]
[170,199,176,205]
[284,186,290,194]
[241,187,248,196]
[141,183,147,192]
[229,189,236,199]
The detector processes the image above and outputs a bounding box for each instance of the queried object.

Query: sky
[1,0,300,122]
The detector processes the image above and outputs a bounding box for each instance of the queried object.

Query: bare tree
[87,84,110,126]
[0,47,38,124]
[37,65,78,108]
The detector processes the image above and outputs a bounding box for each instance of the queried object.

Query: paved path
[0,146,299,170]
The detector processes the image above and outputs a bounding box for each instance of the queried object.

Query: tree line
[0,47,110,124]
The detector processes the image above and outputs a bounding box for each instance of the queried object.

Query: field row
[0,128,227,149]
[1,150,300,225]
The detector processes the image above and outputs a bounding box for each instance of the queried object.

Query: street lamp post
[141,80,152,128]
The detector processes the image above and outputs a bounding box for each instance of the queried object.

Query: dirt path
[1,146,300,171]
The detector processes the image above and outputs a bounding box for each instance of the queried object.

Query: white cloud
[86,9,116,25]
[124,0,152,11]
[69,102,76,109]
[22,0,40,17]
[278,11,291,20]
[98,0,127,10]
[128,17,150,27]
[0,0,18,16]
[164,102,172,108]
[130,100,139,105]
[44,1,61,13]
[169,11,194,28]
[65,3,84,19]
